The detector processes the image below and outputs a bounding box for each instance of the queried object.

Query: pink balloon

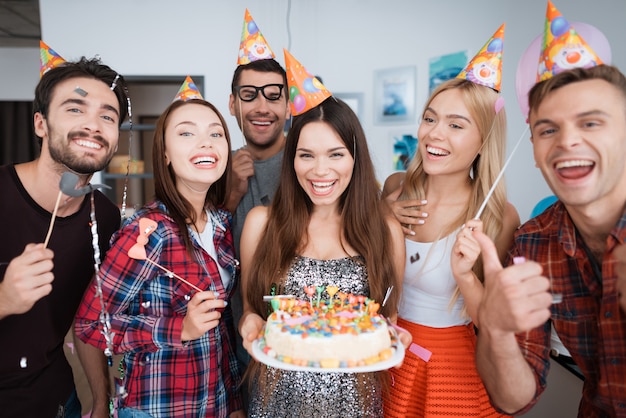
[293,94,306,114]
[515,22,612,118]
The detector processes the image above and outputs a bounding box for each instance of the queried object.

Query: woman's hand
[181,291,226,341]
[451,219,483,284]
[239,311,266,359]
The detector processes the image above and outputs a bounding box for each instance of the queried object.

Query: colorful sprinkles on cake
[259,287,398,369]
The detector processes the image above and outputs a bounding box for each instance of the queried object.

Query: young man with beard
[226,57,289,406]
[0,57,129,417]
[473,65,626,417]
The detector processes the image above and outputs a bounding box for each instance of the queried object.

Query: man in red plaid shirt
[473,65,626,417]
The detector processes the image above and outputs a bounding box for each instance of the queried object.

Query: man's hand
[385,187,428,236]
[474,231,553,335]
[225,148,255,212]
[615,244,626,312]
[0,243,54,319]
[181,291,226,341]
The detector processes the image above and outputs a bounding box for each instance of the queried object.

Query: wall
[1,0,624,221]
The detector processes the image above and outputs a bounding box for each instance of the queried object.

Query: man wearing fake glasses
[226,57,290,411]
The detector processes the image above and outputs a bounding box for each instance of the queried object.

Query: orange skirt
[384,319,508,417]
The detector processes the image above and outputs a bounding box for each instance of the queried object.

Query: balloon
[302,78,320,93]
[550,17,570,37]
[247,21,258,35]
[293,94,306,114]
[289,86,300,102]
[515,22,612,118]
[487,38,503,53]
[312,78,324,90]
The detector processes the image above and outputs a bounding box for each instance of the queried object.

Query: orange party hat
[537,1,602,81]
[456,23,505,92]
[40,40,66,78]
[173,76,203,102]
[237,9,275,65]
[284,49,331,116]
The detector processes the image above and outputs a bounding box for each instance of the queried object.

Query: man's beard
[48,127,116,175]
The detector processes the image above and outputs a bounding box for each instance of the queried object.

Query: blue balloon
[550,16,569,37]
[247,21,258,35]
[302,78,320,93]
[487,38,503,53]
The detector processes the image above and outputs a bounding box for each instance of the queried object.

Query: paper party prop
[456,23,505,92]
[516,21,611,117]
[284,49,332,116]
[237,8,275,65]
[537,1,602,81]
[40,40,66,78]
[173,76,204,102]
[128,218,202,292]
[44,172,111,248]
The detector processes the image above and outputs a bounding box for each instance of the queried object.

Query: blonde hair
[401,78,507,286]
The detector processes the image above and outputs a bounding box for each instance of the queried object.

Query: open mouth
[554,159,594,180]
[426,145,450,156]
[74,139,103,150]
[311,180,336,193]
[192,156,216,165]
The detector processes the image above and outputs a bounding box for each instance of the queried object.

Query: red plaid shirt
[509,201,626,417]
[75,201,242,417]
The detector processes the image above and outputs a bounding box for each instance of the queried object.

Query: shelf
[120,122,155,131]
[102,173,153,179]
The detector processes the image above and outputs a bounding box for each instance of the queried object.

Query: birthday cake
[258,288,397,369]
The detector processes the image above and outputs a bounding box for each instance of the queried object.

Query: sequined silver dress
[248,255,383,418]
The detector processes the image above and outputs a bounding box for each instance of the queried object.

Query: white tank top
[399,234,470,327]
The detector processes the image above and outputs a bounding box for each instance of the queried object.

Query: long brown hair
[152,99,232,256]
[246,97,399,318]
[401,78,507,283]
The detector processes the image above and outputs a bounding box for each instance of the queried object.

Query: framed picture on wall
[334,92,364,121]
[374,66,416,125]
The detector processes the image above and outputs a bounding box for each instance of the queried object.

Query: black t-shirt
[0,164,120,417]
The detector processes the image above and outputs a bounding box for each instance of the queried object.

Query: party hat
[537,1,602,81]
[40,40,66,78]
[237,9,275,65]
[284,49,332,116]
[173,76,204,102]
[456,23,505,92]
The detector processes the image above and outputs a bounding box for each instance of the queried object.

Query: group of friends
[1,5,626,418]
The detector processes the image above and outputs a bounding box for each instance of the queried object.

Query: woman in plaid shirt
[75,91,244,417]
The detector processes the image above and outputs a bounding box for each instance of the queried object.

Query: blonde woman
[383,78,519,417]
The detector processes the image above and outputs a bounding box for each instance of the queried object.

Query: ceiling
[0,0,40,47]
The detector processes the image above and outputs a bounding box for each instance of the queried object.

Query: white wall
[1,0,624,221]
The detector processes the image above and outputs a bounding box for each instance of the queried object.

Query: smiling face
[229,68,289,152]
[164,103,229,199]
[294,121,354,209]
[530,78,626,209]
[34,76,120,174]
[417,88,482,177]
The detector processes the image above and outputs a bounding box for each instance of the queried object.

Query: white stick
[143,258,202,292]
[474,125,530,220]
[43,191,63,248]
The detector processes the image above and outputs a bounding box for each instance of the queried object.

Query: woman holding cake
[382,26,520,417]
[74,79,244,418]
[238,51,405,418]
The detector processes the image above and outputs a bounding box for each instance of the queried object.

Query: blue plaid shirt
[76,200,242,417]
